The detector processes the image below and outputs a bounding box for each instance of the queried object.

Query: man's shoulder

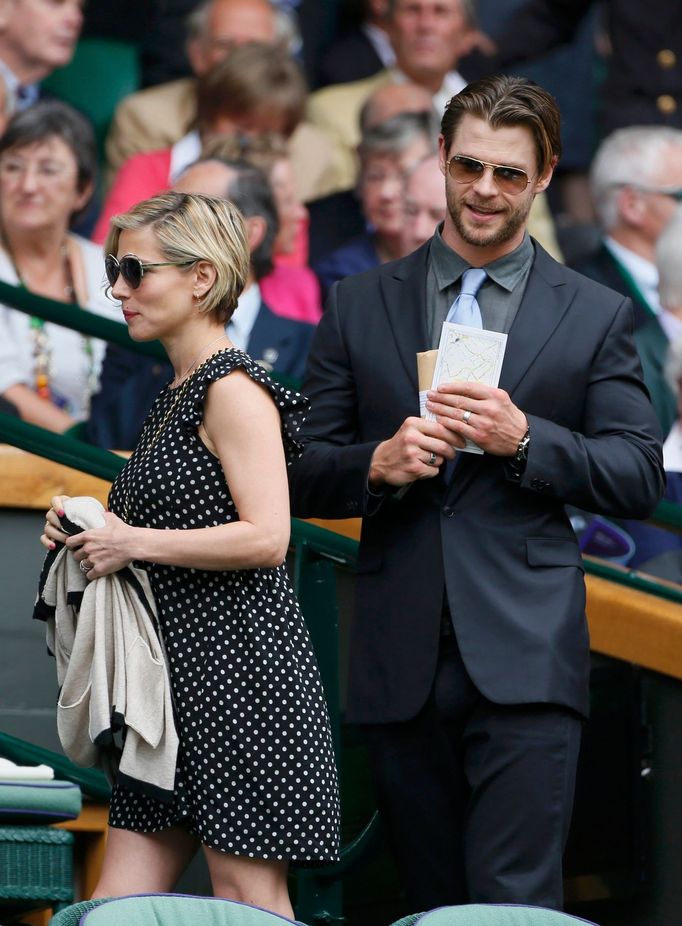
[534,241,627,309]
[115,77,195,121]
[332,244,429,300]
[309,69,392,108]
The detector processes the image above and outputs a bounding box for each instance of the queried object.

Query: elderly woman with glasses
[40,191,339,914]
[0,100,119,432]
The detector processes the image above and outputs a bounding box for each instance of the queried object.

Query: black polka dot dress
[107,349,340,865]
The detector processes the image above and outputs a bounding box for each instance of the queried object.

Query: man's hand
[426,381,527,457]
[369,417,461,488]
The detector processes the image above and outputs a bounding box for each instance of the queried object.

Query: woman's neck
[4,225,74,300]
[6,225,70,264]
[165,326,232,387]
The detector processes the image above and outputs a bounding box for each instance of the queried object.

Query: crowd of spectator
[0,0,680,505]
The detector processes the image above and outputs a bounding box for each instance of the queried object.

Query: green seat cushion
[0,781,81,824]
[390,907,597,926]
[80,894,304,926]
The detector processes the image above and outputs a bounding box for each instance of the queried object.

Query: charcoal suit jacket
[289,239,665,723]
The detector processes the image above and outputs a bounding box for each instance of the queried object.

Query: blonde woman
[40,192,339,915]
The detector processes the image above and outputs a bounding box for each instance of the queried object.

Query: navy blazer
[290,239,665,723]
[87,301,313,451]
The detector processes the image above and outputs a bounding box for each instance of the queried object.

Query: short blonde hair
[201,132,288,178]
[105,191,250,324]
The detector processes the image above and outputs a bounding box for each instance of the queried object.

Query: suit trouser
[364,627,582,912]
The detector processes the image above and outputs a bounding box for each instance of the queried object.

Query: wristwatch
[507,425,530,481]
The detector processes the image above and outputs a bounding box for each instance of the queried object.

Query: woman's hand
[40,495,71,550]
[65,511,136,581]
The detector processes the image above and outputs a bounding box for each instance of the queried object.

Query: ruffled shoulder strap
[182,348,309,463]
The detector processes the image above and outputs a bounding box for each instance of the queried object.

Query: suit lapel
[379,243,431,392]
[499,244,577,397]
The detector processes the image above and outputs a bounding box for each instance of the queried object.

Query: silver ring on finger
[427,451,437,466]
[79,559,93,574]
[462,409,473,423]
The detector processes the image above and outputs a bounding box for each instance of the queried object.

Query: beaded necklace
[9,240,96,412]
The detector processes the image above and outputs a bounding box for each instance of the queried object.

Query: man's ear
[438,135,448,175]
[534,155,558,194]
[617,186,647,229]
[186,36,208,77]
[244,215,266,254]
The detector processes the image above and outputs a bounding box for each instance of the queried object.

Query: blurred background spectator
[314,111,436,302]
[93,42,316,240]
[307,0,475,191]
[87,155,314,450]
[571,126,682,341]
[401,152,445,255]
[0,0,83,109]
[0,101,119,432]
[203,133,322,323]
[319,0,394,87]
[104,0,338,203]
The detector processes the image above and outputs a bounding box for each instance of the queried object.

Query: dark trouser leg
[364,634,478,911]
[463,701,582,910]
[364,632,582,911]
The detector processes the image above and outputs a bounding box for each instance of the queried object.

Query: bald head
[188,0,276,76]
[361,82,435,133]
[174,158,236,197]
[401,154,445,255]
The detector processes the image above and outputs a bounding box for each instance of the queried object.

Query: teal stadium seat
[50,893,307,926]
[390,906,598,926]
[42,38,141,162]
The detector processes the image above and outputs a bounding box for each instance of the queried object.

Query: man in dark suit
[87,156,313,450]
[0,0,83,107]
[290,75,664,911]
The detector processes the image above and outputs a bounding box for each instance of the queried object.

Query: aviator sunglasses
[105,253,197,290]
[445,154,532,194]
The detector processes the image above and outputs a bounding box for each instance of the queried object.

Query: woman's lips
[122,310,139,323]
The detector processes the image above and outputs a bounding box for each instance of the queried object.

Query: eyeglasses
[445,155,531,194]
[105,254,197,289]
[625,184,682,202]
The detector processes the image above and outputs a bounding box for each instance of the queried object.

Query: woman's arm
[4,383,74,432]
[55,370,292,578]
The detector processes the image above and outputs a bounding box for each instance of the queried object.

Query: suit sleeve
[519,297,665,518]
[492,0,594,68]
[289,283,381,519]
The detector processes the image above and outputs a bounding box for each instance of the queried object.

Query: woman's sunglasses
[105,254,197,290]
[445,155,531,195]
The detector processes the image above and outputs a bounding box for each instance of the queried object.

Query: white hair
[590,126,682,231]
[657,205,682,312]
[665,336,682,393]
[186,0,300,52]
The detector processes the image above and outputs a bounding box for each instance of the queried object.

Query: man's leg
[364,633,478,911]
[462,701,582,909]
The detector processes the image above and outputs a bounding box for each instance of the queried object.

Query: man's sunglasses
[445,155,531,195]
[105,254,197,290]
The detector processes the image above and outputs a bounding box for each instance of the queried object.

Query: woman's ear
[193,259,218,298]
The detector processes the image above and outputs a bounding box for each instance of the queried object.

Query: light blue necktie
[446,267,487,328]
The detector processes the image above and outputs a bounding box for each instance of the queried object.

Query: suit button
[657,49,677,69]
[531,478,542,489]
[657,94,677,114]
[443,506,454,517]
